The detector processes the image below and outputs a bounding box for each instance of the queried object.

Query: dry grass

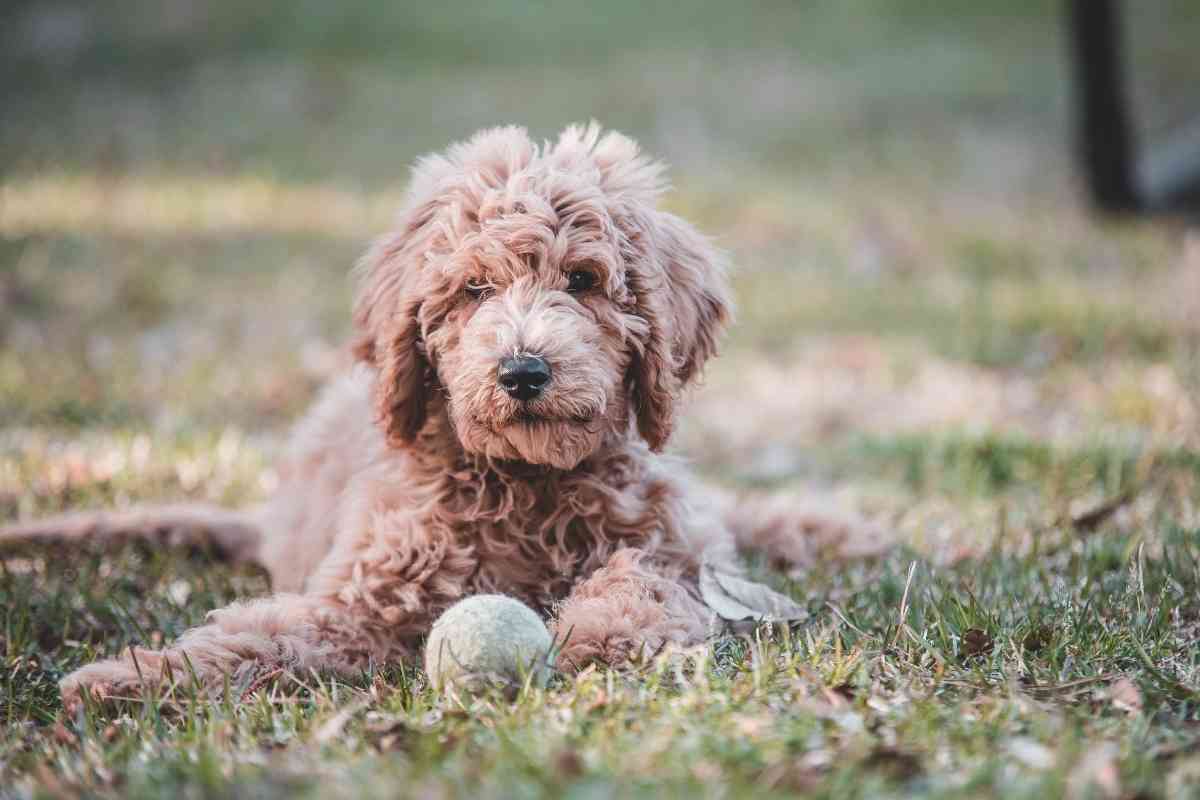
[2,1,1200,797]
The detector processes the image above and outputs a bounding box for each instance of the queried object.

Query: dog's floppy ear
[627,210,733,451]
[578,125,732,450]
[351,197,441,447]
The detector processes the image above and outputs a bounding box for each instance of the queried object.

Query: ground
[2,1,1200,797]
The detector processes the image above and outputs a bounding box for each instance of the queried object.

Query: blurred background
[1,1,1197,552]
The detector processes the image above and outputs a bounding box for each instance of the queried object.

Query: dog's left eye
[565,270,596,294]
[465,281,492,300]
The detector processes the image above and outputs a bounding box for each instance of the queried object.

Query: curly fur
[0,123,885,705]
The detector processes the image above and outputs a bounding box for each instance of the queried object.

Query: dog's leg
[552,548,710,671]
[58,593,391,708]
[0,504,263,564]
[60,509,480,707]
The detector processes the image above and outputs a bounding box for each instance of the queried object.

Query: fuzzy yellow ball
[424,595,553,691]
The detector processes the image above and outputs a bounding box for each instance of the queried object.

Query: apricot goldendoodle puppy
[2,123,882,705]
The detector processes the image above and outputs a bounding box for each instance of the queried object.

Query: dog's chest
[456,479,668,610]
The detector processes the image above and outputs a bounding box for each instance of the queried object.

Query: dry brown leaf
[699,558,808,622]
[1022,625,1052,654]
[961,628,994,661]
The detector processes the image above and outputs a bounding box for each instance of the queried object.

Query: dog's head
[353,124,731,470]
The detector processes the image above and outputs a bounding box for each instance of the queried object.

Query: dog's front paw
[59,657,158,711]
[556,633,658,673]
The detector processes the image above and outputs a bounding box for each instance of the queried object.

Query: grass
[3,0,1200,797]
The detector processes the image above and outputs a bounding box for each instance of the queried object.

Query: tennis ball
[424,594,553,691]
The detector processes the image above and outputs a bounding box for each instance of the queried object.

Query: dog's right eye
[465,281,492,300]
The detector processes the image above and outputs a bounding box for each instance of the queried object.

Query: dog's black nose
[498,355,551,401]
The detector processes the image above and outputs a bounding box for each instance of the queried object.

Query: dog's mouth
[472,400,601,432]
[509,408,597,426]
[458,407,607,470]
[475,412,602,442]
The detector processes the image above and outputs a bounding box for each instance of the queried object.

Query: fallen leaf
[699,557,808,622]
[1022,625,1052,654]
[961,628,994,661]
